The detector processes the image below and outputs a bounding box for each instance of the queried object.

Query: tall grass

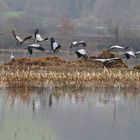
[1,69,140,88]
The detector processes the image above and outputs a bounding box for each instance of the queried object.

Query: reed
[0,53,139,88]
[0,69,140,88]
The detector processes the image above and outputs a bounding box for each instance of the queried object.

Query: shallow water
[0,87,140,140]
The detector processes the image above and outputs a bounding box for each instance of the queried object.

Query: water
[0,87,140,140]
[0,50,140,140]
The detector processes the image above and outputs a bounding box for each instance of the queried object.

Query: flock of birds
[10,28,89,60]
[11,29,61,55]
[94,46,140,65]
[10,29,140,65]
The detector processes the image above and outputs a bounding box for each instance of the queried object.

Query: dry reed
[0,54,139,89]
[0,69,140,88]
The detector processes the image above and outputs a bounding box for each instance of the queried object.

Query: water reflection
[0,87,140,140]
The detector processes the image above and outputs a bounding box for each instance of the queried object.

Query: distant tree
[106,19,120,43]
[59,17,76,36]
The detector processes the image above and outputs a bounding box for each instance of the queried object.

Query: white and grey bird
[70,40,87,48]
[75,49,88,60]
[122,51,136,59]
[10,53,16,61]
[26,44,45,55]
[34,29,48,42]
[109,45,129,50]
[50,37,61,53]
[12,29,32,46]
[94,57,121,64]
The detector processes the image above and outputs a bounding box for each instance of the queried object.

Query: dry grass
[1,51,128,71]
[5,56,66,67]
[0,69,139,88]
[133,65,140,71]
[0,51,138,89]
[98,49,115,59]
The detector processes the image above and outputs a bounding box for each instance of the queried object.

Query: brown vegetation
[133,65,140,71]
[1,69,140,89]
[2,50,128,70]
[5,56,66,66]
[98,49,115,59]
[0,51,138,89]
[89,50,127,68]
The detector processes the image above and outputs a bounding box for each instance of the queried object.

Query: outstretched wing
[34,29,48,42]
[123,51,135,59]
[109,45,125,50]
[94,59,106,62]
[36,34,43,41]
[79,41,87,47]
[29,44,41,48]
[38,46,45,51]
[53,44,61,53]
[70,41,78,48]
[23,35,32,42]
[52,42,58,51]
[77,49,87,55]
[12,29,16,38]
[27,47,33,55]
[12,29,23,43]
[94,57,121,63]
[76,49,87,58]
[34,29,43,41]
[34,29,39,39]
[70,41,87,48]
[28,44,45,52]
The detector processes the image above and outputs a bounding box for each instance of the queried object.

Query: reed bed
[0,69,140,88]
[0,51,139,89]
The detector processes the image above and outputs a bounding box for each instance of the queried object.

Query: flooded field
[0,50,139,140]
[0,87,140,140]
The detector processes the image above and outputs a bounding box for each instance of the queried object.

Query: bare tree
[106,19,120,43]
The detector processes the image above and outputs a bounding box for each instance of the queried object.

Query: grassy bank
[0,50,139,89]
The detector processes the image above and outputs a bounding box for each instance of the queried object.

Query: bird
[12,29,32,46]
[10,53,16,61]
[34,29,48,42]
[94,57,121,64]
[49,93,53,107]
[93,57,122,68]
[25,44,45,55]
[109,45,129,51]
[75,49,88,60]
[50,37,61,53]
[122,51,136,59]
[70,40,87,48]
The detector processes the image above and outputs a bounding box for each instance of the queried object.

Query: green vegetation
[3,11,22,18]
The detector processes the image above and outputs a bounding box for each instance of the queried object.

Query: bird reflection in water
[49,93,53,107]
